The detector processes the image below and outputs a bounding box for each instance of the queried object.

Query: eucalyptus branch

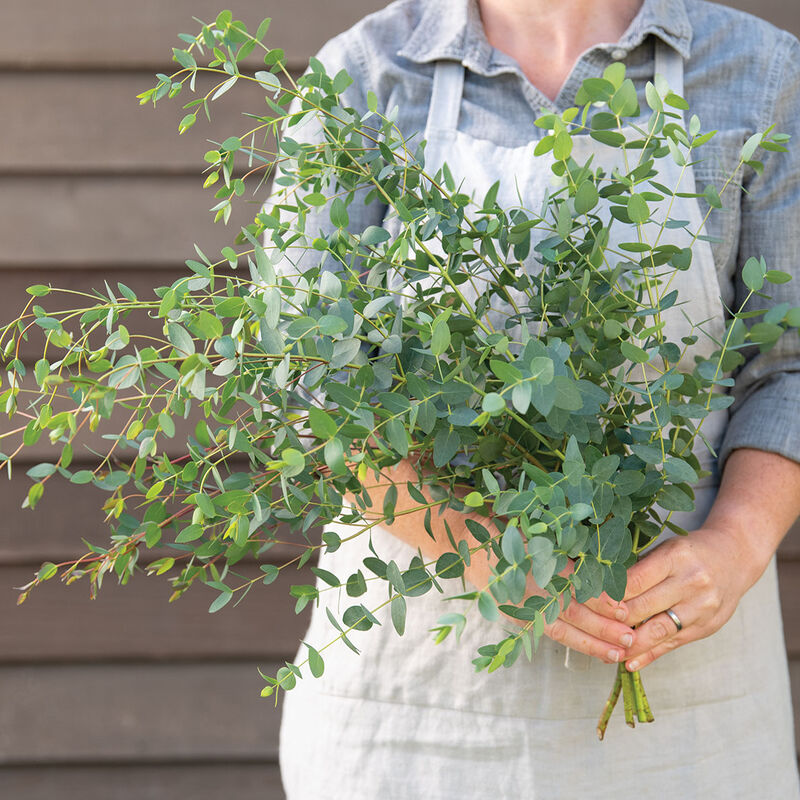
[2,11,795,739]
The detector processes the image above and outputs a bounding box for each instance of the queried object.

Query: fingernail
[607,649,621,663]
[614,608,627,621]
[627,660,639,672]
[620,633,633,648]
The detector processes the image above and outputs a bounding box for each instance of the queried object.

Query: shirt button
[611,48,627,61]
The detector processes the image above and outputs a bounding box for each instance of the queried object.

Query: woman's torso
[279,2,800,797]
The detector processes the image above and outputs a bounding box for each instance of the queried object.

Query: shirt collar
[397,0,692,73]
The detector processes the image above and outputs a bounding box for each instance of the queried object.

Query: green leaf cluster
[1,13,796,709]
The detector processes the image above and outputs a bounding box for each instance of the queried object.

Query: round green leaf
[178,113,196,133]
[221,136,242,152]
[620,340,650,363]
[627,193,650,224]
[742,257,765,292]
[307,644,325,678]
[208,591,233,613]
[330,198,349,228]
[482,393,506,415]
[282,448,306,477]
[464,491,484,508]
[603,319,623,339]
[765,270,791,285]
[574,181,598,215]
[553,130,573,160]
[431,320,451,355]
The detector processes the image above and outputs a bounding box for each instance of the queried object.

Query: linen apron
[279,41,800,799]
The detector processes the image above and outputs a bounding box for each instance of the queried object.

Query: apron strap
[424,60,465,141]
[654,38,686,115]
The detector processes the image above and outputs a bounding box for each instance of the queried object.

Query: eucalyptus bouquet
[2,12,796,738]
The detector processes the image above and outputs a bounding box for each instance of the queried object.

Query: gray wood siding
[1,2,798,797]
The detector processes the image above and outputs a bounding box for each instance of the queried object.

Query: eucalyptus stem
[597,664,654,738]
[632,670,654,723]
[621,667,636,728]
[597,667,622,740]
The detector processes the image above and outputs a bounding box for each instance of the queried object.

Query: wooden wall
[1,2,798,798]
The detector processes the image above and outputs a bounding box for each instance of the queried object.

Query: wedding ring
[664,607,683,632]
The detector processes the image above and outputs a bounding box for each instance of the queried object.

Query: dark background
[1,2,798,797]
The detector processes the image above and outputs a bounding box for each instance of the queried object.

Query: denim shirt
[282,0,800,471]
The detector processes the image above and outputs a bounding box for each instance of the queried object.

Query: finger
[623,546,674,602]
[560,597,636,650]
[623,577,684,627]
[623,607,691,665]
[545,617,627,664]
[625,630,685,672]
[584,591,629,622]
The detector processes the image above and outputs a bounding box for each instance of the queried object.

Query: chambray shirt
[289,0,800,472]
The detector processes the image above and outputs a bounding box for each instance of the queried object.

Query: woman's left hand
[616,523,764,673]
[617,448,800,672]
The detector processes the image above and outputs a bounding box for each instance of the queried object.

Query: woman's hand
[533,580,636,665]
[355,457,637,665]
[618,448,800,673]
[481,552,637,665]
[614,524,758,672]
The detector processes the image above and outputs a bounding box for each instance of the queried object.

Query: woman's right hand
[469,548,636,664]
[538,577,635,664]
[355,457,635,664]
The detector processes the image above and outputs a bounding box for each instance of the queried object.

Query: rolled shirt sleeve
[719,32,800,471]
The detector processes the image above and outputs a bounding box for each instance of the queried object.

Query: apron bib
[280,40,799,799]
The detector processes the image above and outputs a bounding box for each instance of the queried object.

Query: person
[274,0,800,796]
